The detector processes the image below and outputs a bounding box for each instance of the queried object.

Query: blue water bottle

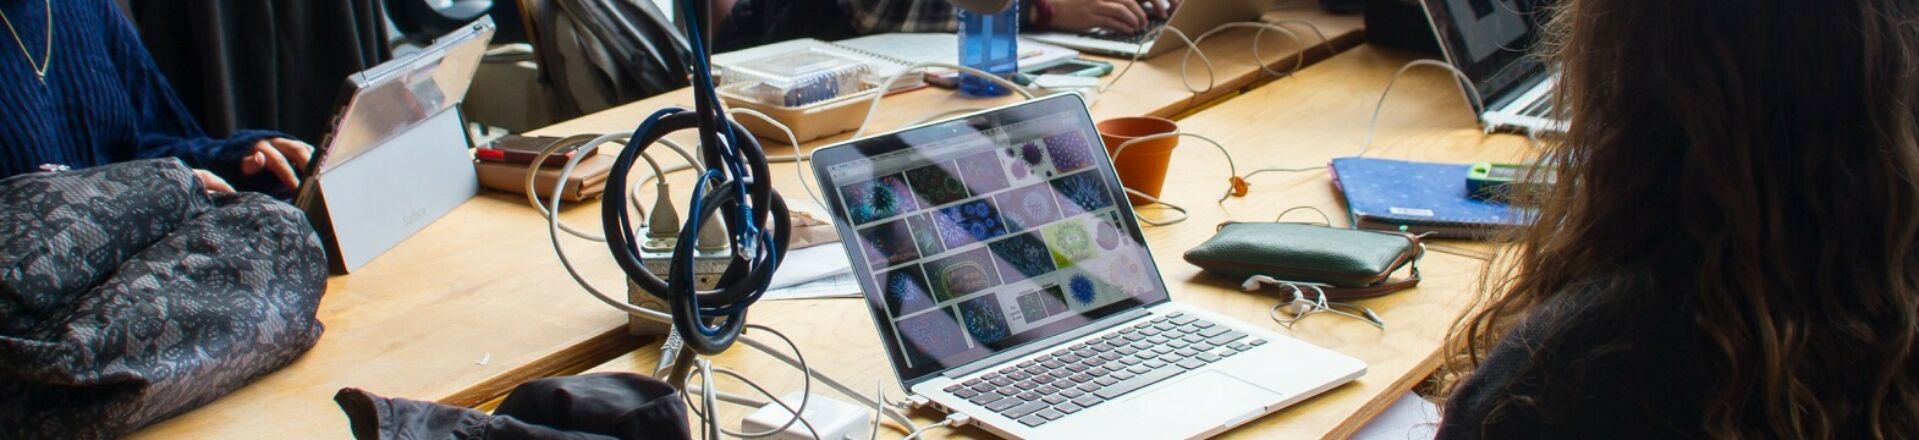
[958,3,1020,97]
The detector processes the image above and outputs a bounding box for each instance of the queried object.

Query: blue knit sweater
[0,0,287,183]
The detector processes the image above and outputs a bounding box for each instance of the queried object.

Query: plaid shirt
[840,0,1031,34]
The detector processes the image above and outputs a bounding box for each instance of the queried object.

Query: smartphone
[927,58,1117,88]
[1024,58,1115,77]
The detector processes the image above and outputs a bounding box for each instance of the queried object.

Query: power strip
[740,392,873,440]
[626,228,733,336]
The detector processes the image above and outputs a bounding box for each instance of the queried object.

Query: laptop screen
[812,95,1171,384]
[1420,0,1549,110]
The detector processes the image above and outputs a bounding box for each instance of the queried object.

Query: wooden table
[578,46,1535,438]
[129,8,1363,439]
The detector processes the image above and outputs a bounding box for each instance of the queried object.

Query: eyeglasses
[1245,278,1386,330]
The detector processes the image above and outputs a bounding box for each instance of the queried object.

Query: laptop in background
[810,94,1365,439]
[1418,0,1566,134]
[1026,0,1267,58]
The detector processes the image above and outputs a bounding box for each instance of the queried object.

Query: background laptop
[811,94,1365,439]
[1418,0,1566,134]
[1026,0,1267,58]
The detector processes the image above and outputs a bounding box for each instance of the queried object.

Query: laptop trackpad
[1115,371,1280,438]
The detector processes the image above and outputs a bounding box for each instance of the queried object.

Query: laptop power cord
[900,412,972,440]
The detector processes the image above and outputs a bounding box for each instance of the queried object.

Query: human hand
[1047,0,1151,33]
[239,138,314,190]
[195,169,235,193]
[1156,0,1180,18]
[1135,0,1178,19]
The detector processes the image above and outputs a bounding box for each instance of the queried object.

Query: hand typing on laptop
[1048,0,1180,34]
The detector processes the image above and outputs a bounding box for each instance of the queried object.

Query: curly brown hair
[1442,0,1919,438]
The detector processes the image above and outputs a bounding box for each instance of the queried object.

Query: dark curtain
[124,0,391,142]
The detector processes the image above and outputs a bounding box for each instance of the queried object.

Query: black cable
[599,0,790,356]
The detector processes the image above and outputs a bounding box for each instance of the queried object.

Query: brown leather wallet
[476,153,614,202]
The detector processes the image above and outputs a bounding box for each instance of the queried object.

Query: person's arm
[95,1,310,192]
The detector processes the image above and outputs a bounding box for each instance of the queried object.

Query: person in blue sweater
[0,0,311,193]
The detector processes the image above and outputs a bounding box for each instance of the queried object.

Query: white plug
[740,392,873,440]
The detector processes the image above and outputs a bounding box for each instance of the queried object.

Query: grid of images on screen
[835,124,1159,370]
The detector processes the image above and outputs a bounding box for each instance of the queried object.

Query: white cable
[869,382,888,440]
[1164,26,1218,95]
[736,335,920,432]
[680,325,823,439]
[726,108,824,211]
[901,413,970,440]
[1110,22,1330,96]
[901,420,952,440]
[1093,26,1216,96]
[1275,206,1334,225]
[1102,132,1242,227]
[631,138,708,190]
[852,62,1035,140]
[527,132,708,242]
[1108,132,1241,203]
[528,132,632,241]
[700,359,720,439]
[1097,29,1155,94]
[1123,188,1191,227]
[543,137,676,324]
[1243,165,1325,180]
[1095,26,1220,95]
[1192,23,1307,79]
[1359,59,1487,158]
[684,384,775,407]
[541,153,920,434]
[1262,18,1336,58]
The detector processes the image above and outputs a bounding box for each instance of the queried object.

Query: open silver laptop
[811,94,1365,439]
[1419,0,1566,134]
[1026,0,1267,58]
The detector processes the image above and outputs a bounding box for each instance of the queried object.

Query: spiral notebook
[1328,157,1531,239]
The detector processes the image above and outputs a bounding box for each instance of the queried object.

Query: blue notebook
[1329,157,1530,238]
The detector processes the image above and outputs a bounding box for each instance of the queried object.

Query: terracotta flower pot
[1097,116,1180,206]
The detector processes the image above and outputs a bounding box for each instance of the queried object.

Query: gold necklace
[0,0,51,83]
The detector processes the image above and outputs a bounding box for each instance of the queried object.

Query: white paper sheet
[768,244,854,290]
[764,272,863,301]
[1353,392,1442,440]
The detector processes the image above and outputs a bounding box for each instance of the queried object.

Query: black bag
[0,159,330,438]
[336,372,692,440]
[523,0,692,119]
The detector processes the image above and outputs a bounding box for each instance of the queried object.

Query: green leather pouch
[1182,222,1424,300]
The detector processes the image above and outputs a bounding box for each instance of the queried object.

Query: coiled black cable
[599,0,790,356]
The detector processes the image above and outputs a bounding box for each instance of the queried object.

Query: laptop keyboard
[1517,94,1556,118]
[1081,17,1172,45]
[939,312,1268,428]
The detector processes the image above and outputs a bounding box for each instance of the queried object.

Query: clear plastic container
[723,49,873,107]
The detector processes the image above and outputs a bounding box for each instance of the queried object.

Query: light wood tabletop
[576,45,1537,439]
[127,8,1363,439]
